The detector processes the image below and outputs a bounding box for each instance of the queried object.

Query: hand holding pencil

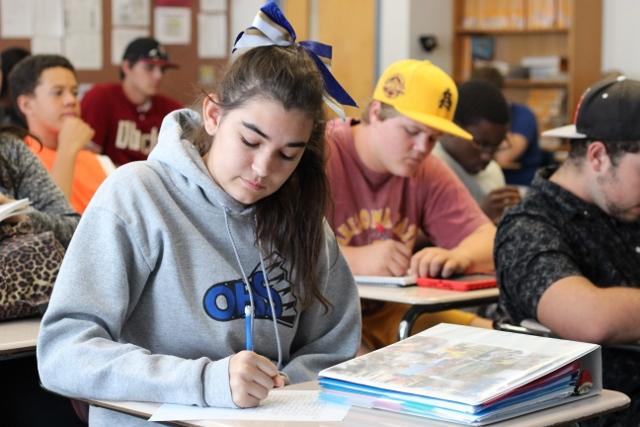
[229,350,284,407]
[229,306,284,407]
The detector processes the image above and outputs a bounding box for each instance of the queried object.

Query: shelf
[504,79,568,89]
[453,0,602,129]
[455,27,569,36]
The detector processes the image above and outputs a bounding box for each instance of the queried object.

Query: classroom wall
[0,0,233,106]
[408,1,453,74]
[230,0,265,48]
[202,1,640,86]
[3,1,636,106]
[391,0,638,83]
[602,0,640,79]
[378,0,410,75]
[378,0,453,79]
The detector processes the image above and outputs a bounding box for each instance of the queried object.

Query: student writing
[36,3,361,425]
[326,59,496,351]
[470,66,545,186]
[432,80,522,223]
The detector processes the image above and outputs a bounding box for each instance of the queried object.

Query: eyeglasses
[470,137,511,155]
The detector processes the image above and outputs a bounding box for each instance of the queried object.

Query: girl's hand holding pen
[229,351,282,408]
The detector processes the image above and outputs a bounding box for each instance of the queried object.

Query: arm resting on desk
[538,275,640,344]
[452,222,496,273]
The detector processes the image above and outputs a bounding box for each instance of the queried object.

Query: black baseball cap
[543,76,640,140]
[122,37,177,68]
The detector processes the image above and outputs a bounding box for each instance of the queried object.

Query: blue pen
[244,305,253,351]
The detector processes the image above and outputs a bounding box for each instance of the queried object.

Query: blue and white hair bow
[233,1,358,119]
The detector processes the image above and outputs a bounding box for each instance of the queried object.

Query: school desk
[86,382,630,427]
[356,283,499,340]
[0,317,40,361]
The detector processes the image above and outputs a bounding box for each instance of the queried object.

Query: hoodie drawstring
[258,240,283,370]
[222,208,283,370]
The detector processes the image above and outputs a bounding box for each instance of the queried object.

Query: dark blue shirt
[504,103,543,186]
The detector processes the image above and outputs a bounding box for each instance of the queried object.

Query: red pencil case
[416,274,497,291]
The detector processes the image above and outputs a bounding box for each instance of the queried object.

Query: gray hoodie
[37,109,361,426]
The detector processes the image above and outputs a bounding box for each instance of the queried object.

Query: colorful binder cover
[318,324,601,425]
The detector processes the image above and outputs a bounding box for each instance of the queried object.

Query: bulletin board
[0,0,230,106]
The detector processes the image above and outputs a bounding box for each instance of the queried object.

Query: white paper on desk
[355,275,417,287]
[149,390,350,422]
[1,0,34,37]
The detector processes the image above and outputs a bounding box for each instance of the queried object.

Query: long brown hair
[194,45,330,311]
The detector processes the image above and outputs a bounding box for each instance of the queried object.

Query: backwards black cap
[122,37,177,69]
[543,76,640,141]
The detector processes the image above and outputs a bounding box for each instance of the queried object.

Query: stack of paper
[319,324,601,425]
[521,55,564,80]
[0,198,31,223]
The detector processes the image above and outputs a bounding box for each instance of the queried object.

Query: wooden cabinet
[452,0,602,130]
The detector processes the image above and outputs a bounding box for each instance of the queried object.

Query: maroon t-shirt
[81,83,182,165]
[326,119,489,250]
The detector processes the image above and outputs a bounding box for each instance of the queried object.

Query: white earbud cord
[258,240,283,370]
[222,208,283,370]
[223,208,255,340]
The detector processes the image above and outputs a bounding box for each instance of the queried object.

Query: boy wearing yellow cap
[326,60,496,351]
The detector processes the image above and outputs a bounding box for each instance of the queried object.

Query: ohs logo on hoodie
[202,260,297,328]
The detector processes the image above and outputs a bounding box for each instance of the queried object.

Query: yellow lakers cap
[373,60,472,140]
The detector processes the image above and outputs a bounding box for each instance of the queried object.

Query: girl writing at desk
[37,3,361,425]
